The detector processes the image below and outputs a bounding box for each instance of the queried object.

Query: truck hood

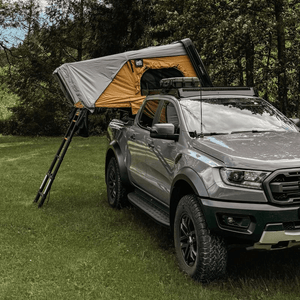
[192,131,300,171]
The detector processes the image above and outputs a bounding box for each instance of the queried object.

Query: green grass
[1,135,300,299]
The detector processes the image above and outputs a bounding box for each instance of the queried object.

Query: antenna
[199,87,204,138]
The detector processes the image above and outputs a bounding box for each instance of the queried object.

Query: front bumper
[253,224,300,250]
[201,198,300,250]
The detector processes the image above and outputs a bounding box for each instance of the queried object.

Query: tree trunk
[263,34,272,101]
[274,0,288,115]
[236,50,244,86]
[245,34,254,87]
[77,0,84,61]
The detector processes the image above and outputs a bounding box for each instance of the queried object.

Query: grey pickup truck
[105,77,300,282]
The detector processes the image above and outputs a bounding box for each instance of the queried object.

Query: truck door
[127,99,162,189]
[145,100,181,204]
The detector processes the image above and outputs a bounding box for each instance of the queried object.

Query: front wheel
[106,157,127,209]
[174,194,227,282]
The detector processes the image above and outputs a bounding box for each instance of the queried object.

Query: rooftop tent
[35,39,213,208]
[53,38,212,114]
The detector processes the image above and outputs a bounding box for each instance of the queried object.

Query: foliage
[86,0,154,57]
[149,0,300,116]
[1,0,300,135]
[0,0,152,135]
[0,0,71,135]
[0,68,19,121]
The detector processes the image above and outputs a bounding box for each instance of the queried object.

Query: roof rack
[160,77,258,98]
[179,86,258,97]
[160,77,200,89]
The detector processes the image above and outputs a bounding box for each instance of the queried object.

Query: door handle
[130,133,136,140]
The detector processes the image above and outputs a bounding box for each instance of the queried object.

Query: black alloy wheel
[174,194,227,282]
[179,213,197,267]
[106,157,126,208]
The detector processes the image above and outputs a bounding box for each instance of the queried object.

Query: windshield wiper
[231,130,275,134]
[189,131,228,138]
[203,132,228,136]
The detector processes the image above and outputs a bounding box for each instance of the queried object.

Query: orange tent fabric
[96,55,197,114]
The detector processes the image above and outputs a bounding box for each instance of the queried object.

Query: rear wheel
[174,194,227,282]
[106,157,127,208]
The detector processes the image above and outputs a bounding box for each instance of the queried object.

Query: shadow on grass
[227,246,300,280]
[127,204,300,288]
[125,204,174,251]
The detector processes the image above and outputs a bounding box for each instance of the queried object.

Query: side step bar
[34,108,87,208]
[127,190,170,227]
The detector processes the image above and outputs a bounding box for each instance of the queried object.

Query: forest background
[0,0,299,136]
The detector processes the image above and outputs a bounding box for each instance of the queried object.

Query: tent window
[141,68,183,95]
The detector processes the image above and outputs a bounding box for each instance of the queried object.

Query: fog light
[219,214,251,230]
[227,216,234,224]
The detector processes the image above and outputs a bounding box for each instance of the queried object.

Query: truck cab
[106,77,300,282]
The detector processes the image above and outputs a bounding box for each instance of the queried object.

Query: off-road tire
[106,157,127,209]
[174,194,227,282]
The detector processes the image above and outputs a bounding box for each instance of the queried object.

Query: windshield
[180,98,299,135]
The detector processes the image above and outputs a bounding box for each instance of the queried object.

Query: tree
[1,0,153,135]
[87,0,154,57]
[150,0,300,117]
[0,0,71,135]
[2,0,300,136]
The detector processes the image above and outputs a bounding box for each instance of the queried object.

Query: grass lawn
[1,135,300,299]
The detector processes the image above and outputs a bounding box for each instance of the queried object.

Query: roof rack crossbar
[179,87,258,97]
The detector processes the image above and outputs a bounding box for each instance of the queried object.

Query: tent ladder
[34,108,86,208]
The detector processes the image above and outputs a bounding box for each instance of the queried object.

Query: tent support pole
[34,108,86,208]
[180,39,213,87]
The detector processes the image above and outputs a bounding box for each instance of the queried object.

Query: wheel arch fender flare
[169,168,209,230]
[171,167,209,198]
[105,141,130,186]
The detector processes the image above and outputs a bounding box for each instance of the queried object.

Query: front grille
[264,169,300,205]
[283,221,300,230]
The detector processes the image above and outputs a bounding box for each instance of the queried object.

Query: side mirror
[290,118,300,127]
[150,123,179,141]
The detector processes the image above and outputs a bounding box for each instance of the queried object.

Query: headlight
[220,168,270,189]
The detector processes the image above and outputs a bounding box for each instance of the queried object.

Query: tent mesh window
[141,68,183,95]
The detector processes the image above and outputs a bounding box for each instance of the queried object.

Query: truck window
[139,100,160,129]
[157,101,180,133]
